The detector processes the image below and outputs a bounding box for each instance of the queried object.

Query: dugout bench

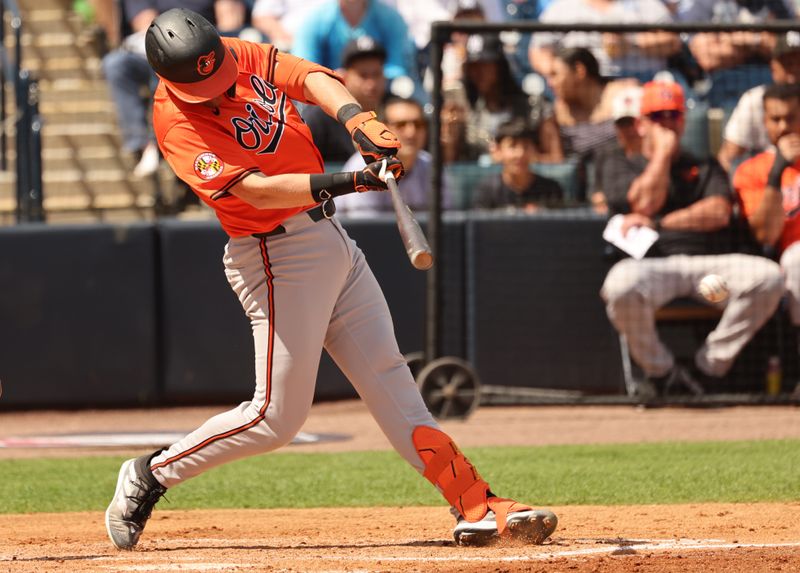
[618,297,796,405]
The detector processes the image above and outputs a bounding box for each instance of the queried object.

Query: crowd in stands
[79,0,800,396]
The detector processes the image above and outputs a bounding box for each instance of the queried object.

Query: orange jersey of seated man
[734,151,800,252]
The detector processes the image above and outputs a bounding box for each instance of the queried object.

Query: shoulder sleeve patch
[194,152,224,180]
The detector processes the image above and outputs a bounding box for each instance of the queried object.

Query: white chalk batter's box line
[37,538,796,571]
[3,539,797,571]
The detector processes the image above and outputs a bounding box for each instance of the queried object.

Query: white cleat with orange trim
[453,498,558,546]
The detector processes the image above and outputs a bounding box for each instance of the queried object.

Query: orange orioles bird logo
[196,51,216,76]
[194,152,224,180]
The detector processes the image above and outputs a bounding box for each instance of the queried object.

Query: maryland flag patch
[194,152,224,180]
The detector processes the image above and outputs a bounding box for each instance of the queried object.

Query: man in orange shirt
[104,8,557,551]
[734,83,800,326]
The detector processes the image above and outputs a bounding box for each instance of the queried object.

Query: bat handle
[380,159,395,184]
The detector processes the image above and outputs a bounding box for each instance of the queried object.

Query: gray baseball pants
[601,253,784,378]
[781,242,800,326]
[150,210,437,488]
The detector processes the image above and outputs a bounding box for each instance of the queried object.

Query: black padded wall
[0,223,158,408]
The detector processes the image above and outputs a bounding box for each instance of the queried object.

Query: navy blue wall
[0,214,627,409]
[0,223,158,407]
[466,213,623,393]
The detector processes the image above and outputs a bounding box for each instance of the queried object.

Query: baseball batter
[105,8,557,550]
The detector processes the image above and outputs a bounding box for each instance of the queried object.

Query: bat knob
[412,251,434,271]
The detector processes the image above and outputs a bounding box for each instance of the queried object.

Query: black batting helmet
[145,8,238,103]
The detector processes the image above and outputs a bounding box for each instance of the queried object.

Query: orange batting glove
[345,111,402,163]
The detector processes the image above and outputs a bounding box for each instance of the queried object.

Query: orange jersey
[733,149,800,253]
[152,37,343,237]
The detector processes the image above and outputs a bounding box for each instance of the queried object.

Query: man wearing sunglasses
[600,81,784,398]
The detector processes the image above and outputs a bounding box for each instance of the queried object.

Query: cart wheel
[416,357,481,420]
[404,351,426,379]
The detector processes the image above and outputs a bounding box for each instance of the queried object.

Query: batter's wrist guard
[309,172,356,202]
[768,153,792,189]
[336,103,363,124]
[342,109,401,163]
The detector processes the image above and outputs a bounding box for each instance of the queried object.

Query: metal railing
[1,0,44,222]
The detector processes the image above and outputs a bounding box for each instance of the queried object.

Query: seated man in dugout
[734,83,800,350]
[600,81,784,397]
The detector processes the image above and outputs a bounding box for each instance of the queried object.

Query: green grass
[1,440,798,514]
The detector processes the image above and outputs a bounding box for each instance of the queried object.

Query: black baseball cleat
[105,454,167,550]
[453,507,558,547]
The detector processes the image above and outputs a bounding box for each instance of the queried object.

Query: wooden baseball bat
[385,172,434,270]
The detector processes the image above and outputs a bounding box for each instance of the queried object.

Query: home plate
[0,431,349,448]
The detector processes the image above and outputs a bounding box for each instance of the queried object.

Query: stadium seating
[0,0,180,223]
[445,160,581,209]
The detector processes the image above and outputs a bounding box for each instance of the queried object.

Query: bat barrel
[385,173,434,271]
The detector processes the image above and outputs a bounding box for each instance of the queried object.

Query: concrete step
[4,144,125,161]
[42,154,126,174]
[40,109,115,126]
[38,77,109,93]
[16,0,72,12]
[41,123,120,148]
[22,13,81,36]
[39,99,115,117]
[38,82,111,103]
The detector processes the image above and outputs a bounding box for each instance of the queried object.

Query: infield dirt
[1,401,799,572]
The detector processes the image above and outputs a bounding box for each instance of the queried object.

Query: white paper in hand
[602,214,659,260]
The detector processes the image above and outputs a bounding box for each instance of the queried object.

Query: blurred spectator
[717,32,800,173]
[442,0,527,21]
[592,85,643,214]
[472,118,564,211]
[379,0,450,53]
[528,0,681,82]
[440,1,488,93]
[676,0,794,23]
[250,0,328,51]
[102,0,246,178]
[460,33,558,163]
[291,0,416,83]
[303,36,387,164]
[679,0,795,111]
[441,86,483,163]
[337,97,453,215]
[600,80,783,396]
[75,0,120,50]
[734,83,800,327]
[546,47,637,161]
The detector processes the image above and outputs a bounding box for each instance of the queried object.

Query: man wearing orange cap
[600,81,783,399]
[103,7,557,552]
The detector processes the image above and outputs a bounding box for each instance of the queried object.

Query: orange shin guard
[412,426,491,522]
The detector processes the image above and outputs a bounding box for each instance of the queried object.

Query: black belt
[251,200,335,239]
